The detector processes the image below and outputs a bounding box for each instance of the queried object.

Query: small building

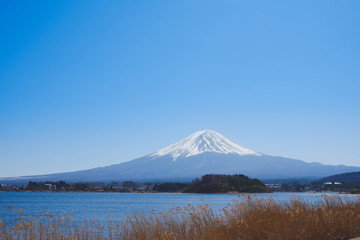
[45,183,57,191]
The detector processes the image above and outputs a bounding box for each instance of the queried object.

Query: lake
[0,192,358,225]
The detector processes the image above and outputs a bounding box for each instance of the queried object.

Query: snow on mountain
[150,129,261,160]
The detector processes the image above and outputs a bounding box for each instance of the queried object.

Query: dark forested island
[183,174,268,193]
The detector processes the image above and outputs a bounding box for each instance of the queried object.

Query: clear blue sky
[1,1,359,178]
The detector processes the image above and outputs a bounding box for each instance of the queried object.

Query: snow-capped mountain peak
[150,129,261,160]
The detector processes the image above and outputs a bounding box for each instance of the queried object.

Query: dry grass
[1,193,360,240]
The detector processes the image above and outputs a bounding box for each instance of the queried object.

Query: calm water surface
[0,192,358,224]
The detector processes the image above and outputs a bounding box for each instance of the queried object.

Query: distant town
[265,181,360,194]
[1,175,360,194]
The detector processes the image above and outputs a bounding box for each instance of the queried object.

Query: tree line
[1,174,269,193]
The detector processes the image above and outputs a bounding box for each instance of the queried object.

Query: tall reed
[1,193,360,240]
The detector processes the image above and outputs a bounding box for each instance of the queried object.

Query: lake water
[0,192,358,224]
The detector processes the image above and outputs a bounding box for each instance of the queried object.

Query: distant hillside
[319,171,360,183]
[183,174,268,193]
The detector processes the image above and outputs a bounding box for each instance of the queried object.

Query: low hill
[183,174,268,193]
[319,171,360,183]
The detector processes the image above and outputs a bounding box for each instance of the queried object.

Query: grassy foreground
[1,194,360,240]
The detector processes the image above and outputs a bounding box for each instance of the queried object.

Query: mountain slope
[1,129,360,183]
[319,171,360,183]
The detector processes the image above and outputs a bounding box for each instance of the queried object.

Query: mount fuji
[2,129,360,183]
